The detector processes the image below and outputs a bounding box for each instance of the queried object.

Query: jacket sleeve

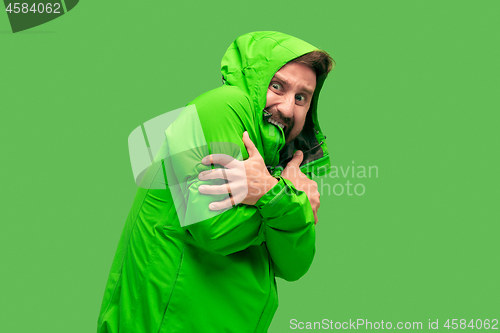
[255,177,316,281]
[162,86,315,280]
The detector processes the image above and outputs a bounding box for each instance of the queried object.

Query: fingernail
[202,157,207,164]
[296,150,302,156]
[209,203,216,210]
[199,186,205,191]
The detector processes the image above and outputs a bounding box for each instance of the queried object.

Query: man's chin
[285,130,303,145]
[284,134,295,145]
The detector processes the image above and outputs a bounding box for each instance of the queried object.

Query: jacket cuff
[255,177,298,219]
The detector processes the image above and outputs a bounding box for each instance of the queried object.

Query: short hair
[289,50,334,79]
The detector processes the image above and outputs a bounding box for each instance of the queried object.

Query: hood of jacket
[220,31,334,176]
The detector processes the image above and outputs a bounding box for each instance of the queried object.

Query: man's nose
[278,94,295,118]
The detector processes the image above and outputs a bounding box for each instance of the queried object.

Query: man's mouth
[263,109,290,133]
[268,117,285,130]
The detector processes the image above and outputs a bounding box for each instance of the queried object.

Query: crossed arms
[160,86,320,281]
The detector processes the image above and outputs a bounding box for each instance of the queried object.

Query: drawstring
[302,141,324,155]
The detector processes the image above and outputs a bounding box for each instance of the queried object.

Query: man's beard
[264,106,294,139]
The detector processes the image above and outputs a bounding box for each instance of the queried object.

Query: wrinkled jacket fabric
[97,31,334,333]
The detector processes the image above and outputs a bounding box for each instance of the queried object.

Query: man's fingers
[208,198,234,211]
[198,184,230,195]
[286,150,304,168]
[199,168,228,181]
[202,154,239,168]
[242,131,259,158]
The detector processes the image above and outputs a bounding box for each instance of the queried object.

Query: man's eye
[295,94,305,102]
[271,83,282,90]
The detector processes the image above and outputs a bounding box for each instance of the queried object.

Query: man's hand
[198,131,278,210]
[281,151,320,224]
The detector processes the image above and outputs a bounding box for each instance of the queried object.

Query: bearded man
[97,31,334,333]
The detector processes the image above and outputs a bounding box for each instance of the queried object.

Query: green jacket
[97,31,334,333]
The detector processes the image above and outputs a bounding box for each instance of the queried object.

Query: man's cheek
[265,90,274,108]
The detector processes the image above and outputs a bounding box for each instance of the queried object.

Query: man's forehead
[272,68,316,96]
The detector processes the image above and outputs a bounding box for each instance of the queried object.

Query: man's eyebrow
[273,73,315,96]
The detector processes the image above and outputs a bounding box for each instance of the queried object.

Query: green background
[1,0,498,332]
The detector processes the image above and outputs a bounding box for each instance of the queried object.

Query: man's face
[265,62,316,144]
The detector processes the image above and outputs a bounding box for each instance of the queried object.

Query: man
[97,31,334,332]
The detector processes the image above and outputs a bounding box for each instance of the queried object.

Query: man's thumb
[242,131,258,158]
[288,150,304,167]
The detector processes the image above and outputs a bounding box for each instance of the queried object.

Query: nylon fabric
[97,31,333,333]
